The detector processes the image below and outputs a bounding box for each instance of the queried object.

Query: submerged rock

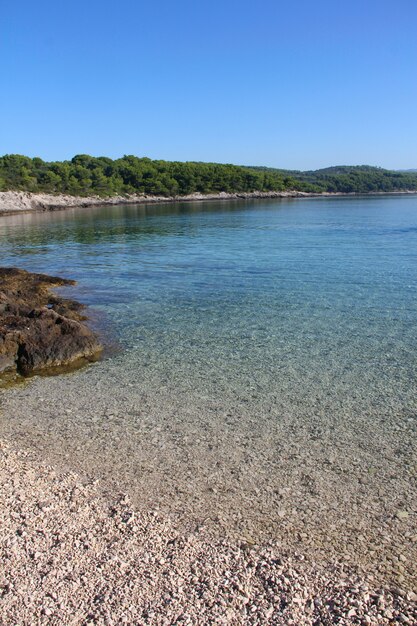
[0,267,102,376]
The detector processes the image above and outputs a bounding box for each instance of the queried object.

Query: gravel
[1,440,416,625]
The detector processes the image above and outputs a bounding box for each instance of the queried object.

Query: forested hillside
[1,154,416,197]
[251,164,417,193]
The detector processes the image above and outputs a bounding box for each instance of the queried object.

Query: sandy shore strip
[1,190,417,216]
[1,439,416,625]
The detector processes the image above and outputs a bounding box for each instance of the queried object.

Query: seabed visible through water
[0,195,416,588]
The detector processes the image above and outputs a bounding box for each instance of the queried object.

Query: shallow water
[1,196,416,584]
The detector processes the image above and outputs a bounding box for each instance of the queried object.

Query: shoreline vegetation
[1,154,417,215]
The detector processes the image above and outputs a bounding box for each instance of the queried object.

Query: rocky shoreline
[1,189,417,215]
[0,267,102,378]
[0,190,326,215]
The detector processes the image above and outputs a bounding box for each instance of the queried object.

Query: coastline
[1,189,417,216]
[1,438,416,625]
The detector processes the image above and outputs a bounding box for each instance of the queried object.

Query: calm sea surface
[1,196,416,577]
[1,196,416,402]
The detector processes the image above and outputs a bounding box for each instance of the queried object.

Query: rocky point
[0,267,102,377]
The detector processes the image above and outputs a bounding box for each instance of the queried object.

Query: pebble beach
[1,440,417,625]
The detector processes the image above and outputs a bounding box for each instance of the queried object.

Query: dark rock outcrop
[0,267,102,376]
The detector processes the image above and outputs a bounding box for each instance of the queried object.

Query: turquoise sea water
[0,196,416,571]
[1,196,416,405]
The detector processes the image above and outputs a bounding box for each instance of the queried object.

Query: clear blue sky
[1,0,416,170]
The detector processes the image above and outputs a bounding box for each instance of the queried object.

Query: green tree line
[1,154,416,197]
[251,164,417,193]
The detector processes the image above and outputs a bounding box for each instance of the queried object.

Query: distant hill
[247,164,417,194]
[1,155,417,197]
